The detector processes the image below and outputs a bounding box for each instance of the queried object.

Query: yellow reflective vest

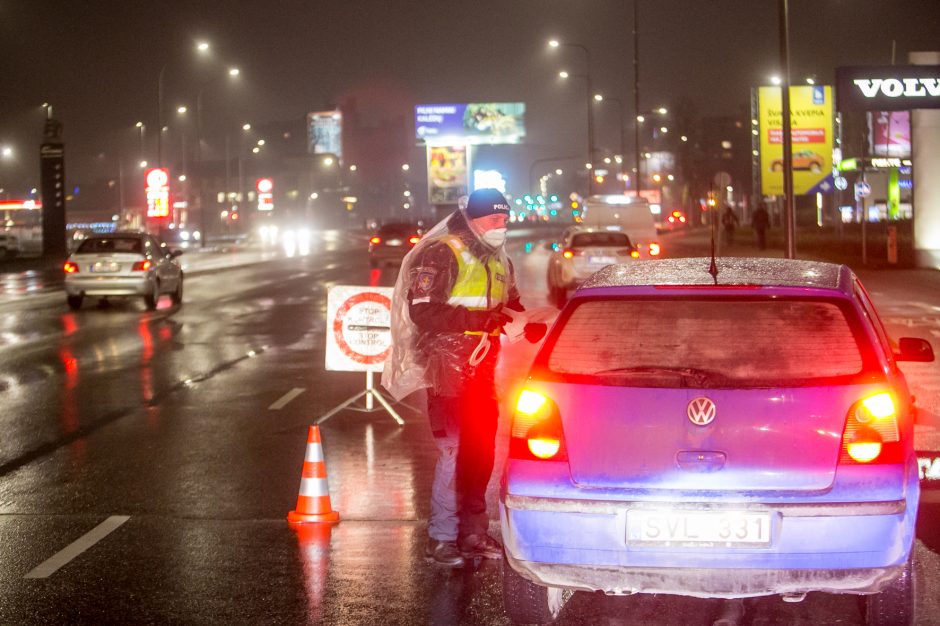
[440,234,509,337]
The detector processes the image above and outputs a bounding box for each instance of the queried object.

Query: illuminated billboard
[416,103,525,146]
[870,111,911,157]
[758,85,834,196]
[256,178,274,211]
[427,145,469,205]
[145,168,170,218]
[307,111,343,157]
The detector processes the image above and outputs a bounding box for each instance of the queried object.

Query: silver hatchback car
[64,232,183,310]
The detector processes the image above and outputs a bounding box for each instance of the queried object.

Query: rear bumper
[505,551,904,599]
[65,275,151,297]
[500,491,916,598]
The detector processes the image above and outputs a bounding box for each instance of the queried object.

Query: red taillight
[841,392,901,464]
[679,216,687,223]
[63,261,79,274]
[408,235,420,245]
[630,250,640,259]
[510,389,567,461]
[668,216,676,223]
[649,242,661,256]
[562,249,575,260]
[369,236,381,245]
[131,259,152,272]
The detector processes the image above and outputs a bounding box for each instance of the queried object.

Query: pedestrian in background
[721,205,740,247]
[383,188,546,568]
[752,203,770,250]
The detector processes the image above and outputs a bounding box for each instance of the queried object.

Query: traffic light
[706,192,717,209]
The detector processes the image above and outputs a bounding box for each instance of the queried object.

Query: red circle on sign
[332,291,392,365]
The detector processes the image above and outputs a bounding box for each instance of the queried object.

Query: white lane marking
[269,387,306,410]
[24,515,131,579]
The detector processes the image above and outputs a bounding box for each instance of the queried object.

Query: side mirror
[895,337,935,362]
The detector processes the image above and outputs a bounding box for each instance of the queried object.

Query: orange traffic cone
[288,425,340,524]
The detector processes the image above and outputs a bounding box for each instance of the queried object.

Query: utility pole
[779,0,796,258]
[633,0,642,198]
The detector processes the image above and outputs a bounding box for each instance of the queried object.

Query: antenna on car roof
[707,189,719,285]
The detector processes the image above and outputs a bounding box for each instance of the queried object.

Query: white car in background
[546,227,639,307]
[63,232,183,311]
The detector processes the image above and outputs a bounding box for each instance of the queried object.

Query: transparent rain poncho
[381,201,512,401]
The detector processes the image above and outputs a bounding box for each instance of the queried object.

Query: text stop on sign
[325,285,394,372]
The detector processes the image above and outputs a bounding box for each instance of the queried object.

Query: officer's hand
[523,322,547,343]
[483,308,514,334]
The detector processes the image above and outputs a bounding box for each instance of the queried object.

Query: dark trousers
[427,377,499,541]
[755,228,767,250]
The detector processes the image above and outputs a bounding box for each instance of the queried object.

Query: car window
[854,279,895,357]
[545,298,873,387]
[570,232,631,248]
[76,237,142,254]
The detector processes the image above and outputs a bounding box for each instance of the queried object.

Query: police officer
[405,188,545,567]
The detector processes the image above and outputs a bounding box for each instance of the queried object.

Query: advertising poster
[427,145,469,205]
[415,103,526,146]
[870,111,911,157]
[758,85,834,195]
[307,111,343,158]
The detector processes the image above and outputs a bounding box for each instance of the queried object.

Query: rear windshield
[543,298,874,388]
[76,237,142,254]
[571,232,631,248]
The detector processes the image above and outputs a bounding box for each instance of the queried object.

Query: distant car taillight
[562,249,575,260]
[510,389,567,461]
[63,261,79,274]
[370,236,381,245]
[131,259,152,272]
[408,235,420,245]
[649,242,662,256]
[841,392,901,464]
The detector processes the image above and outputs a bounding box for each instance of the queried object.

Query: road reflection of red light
[293,523,334,622]
[59,347,79,433]
[138,319,154,363]
[61,314,78,337]
[368,268,381,287]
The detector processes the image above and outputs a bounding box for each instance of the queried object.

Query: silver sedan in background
[63,232,184,310]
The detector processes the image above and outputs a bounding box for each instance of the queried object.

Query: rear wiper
[591,366,729,386]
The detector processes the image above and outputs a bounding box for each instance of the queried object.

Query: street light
[197,41,210,53]
[242,123,251,131]
[1,146,12,159]
[401,163,410,171]
[550,38,596,194]
[634,107,668,196]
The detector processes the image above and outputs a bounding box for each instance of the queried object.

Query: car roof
[83,231,147,239]
[581,257,851,292]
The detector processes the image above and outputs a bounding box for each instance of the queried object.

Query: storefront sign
[836,66,940,111]
[256,178,274,211]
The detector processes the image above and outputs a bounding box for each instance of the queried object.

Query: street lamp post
[634,108,667,197]
[594,94,626,180]
[528,156,577,195]
[550,40,596,195]
[779,0,796,258]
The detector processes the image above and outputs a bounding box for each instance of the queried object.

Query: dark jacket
[407,212,521,397]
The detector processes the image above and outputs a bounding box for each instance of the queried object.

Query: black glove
[467,305,513,333]
[524,322,547,343]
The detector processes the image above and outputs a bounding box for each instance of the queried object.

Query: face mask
[481,228,507,248]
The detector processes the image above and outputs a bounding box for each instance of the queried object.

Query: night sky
[2,0,939,193]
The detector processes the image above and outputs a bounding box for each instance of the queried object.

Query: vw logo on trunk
[687,397,717,426]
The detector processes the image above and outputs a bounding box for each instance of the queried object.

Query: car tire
[171,275,183,305]
[864,552,915,626]
[66,294,83,310]
[144,281,159,311]
[502,559,566,625]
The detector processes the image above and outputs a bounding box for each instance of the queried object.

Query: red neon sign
[145,168,170,218]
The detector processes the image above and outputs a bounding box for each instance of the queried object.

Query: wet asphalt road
[1,229,939,625]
